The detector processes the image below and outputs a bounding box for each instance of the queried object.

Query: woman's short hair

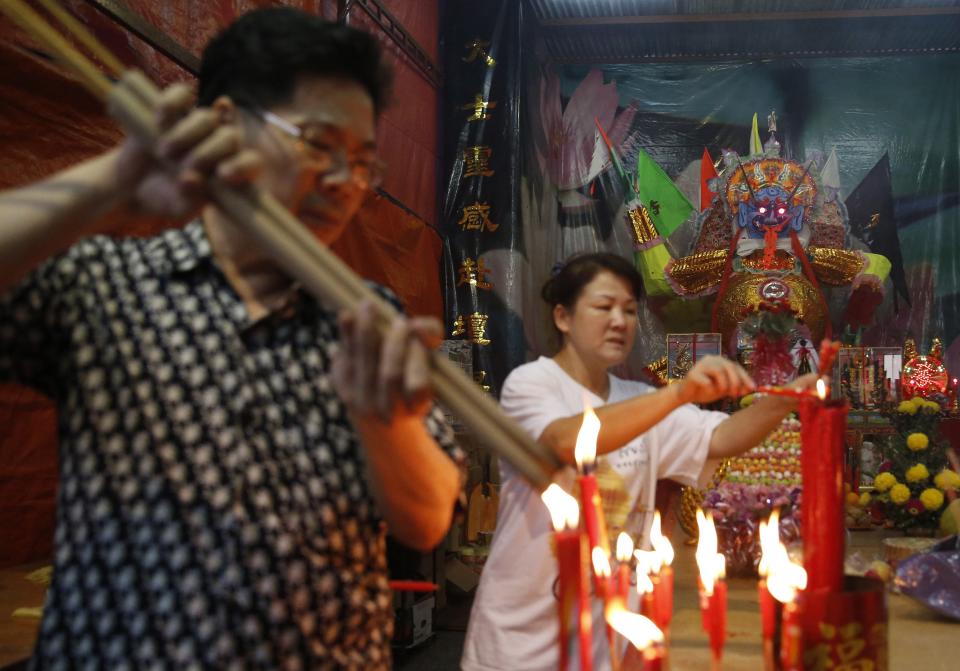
[541,252,644,310]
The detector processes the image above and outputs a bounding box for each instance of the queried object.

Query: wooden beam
[539,7,960,28]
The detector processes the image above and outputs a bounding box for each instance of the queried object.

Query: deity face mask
[737,185,805,240]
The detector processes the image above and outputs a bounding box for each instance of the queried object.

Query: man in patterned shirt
[0,8,462,669]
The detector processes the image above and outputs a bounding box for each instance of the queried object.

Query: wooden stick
[1,0,563,490]
[2,0,113,99]
[34,0,126,77]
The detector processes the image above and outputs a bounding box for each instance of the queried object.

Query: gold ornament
[808,247,866,286]
[714,272,827,346]
[664,249,727,296]
[903,337,919,361]
[627,205,661,248]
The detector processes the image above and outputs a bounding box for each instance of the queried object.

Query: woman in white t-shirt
[461,253,814,671]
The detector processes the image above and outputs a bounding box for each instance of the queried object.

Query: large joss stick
[799,379,847,593]
[695,509,727,671]
[0,0,564,493]
[542,485,582,671]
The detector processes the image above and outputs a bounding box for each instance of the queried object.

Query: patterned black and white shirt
[0,221,463,670]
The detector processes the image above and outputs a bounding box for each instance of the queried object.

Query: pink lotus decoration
[537,67,638,211]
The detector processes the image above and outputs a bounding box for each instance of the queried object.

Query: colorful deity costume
[631,154,891,353]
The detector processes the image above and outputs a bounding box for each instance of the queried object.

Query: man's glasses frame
[256,109,385,191]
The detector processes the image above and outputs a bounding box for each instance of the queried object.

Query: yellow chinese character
[467,312,491,345]
[463,38,496,67]
[463,146,494,178]
[473,371,491,393]
[450,313,491,345]
[457,257,493,290]
[457,201,499,232]
[461,94,496,122]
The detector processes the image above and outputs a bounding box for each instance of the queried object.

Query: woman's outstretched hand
[674,355,755,405]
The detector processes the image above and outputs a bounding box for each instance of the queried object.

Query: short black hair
[541,253,643,310]
[197,8,391,113]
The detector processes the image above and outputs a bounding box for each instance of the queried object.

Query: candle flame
[695,509,726,596]
[816,378,827,400]
[760,510,807,603]
[574,400,600,470]
[605,599,664,649]
[591,547,611,578]
[649,510,675,566]
[616,532,634,561]
[540,483,580,531]
[635,565,654,595]
[757,508,780,578]
[633,549,659,576]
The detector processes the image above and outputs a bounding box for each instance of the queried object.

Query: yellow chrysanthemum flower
[874,472,897,492]
[934,469,960,491]
[906,463,930,483]
[922,400,940,413]
[858,492,871,506]
[889,483,911,505]
[897,401,917,415]
[911,395,926,408]
[906,433,929,451]
[920,488,944,511]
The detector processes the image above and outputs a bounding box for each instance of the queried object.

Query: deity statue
[623,116,892,355]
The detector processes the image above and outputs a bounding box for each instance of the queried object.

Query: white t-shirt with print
[461,357,727,671]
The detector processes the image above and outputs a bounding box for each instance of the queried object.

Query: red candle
[758,578,776,642]
[653,567,673,633]
[575,405,610,560]
[605,599,664,671]
[647,512,675,634]
[542,484,582,671]
[779,600,803,671]
[695,509,727,669]
[642,643,665,671]
[799,390,848,593]
[635,558,655,619]
[578,534,594,671]
[708,581,728,667]
[756,514,777,645]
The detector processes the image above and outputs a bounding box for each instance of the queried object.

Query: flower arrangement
[739,298,799,386]
[874,397,956,531]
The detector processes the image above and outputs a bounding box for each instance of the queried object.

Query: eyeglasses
[256,109,385,190]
